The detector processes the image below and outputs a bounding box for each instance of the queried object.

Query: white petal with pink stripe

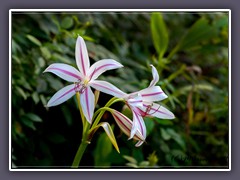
[149,64,159,87]
[90,80,127,98]
[47,84,76,107]
[139,86,168,102]
[110,110,145,143]
[44,63,83,82]
[141,102,175,119]
[80,86,95,124]
[75,36,90,76]
[130,110,146,140]
[88,59,123,81]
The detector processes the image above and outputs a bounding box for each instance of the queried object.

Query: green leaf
[139,161,150,167]
[61,16,74,29]
[151,12,169,59]
[155,119,173,126]
[93,130,113,167]
[26,34,42,46]
[123,155,138,164]
[15,86,27,100]
[166,128,186,150]
[160,128,171,140]
[21,118,36,130]
[144,117,155,136]
[126,163,138,168]
[40,47,51,59]
[25,113,43,122]
[40,95,47,106]
[177,17,217,51]
[32,92,39,104]
[159,139,170,153]
[52,53,72,64]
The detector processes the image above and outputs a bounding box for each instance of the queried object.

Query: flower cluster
[44,36,174,147]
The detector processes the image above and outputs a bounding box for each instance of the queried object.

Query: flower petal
[135,140,144,147]
[149,64,159,87]
[75,36,90,76]
[90,80,127,98]
[127,93,143,108]
[142,102,175,119]
[139,86,168,102]
[88,59,123,81]
[44,63,83,82]
[80,86,95,124]
[46,84,76,107]
[130,110,146,140]
[110,110,145,142]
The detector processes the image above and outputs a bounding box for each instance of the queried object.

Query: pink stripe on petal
[139,86,168,102]
[135,113,143,134]
[143,104,168,116]
[112,111,144,141]
[113,114,130,132]
[80,87,95,124]
[89,63,116,80]
[142,103,175,119]
[90,80,126,98]
[85,87,90,119]
[47,84,76,107]
[44,63,83,82]
[52,88,74,104]
[75,36,90,76]
[48,67,81,80]
[132,111,146,138]
[149,65,159,87]
[79,40,86,75]
[142,91,163,97]
[88,59,123,80]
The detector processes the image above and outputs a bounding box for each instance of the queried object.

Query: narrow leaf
[177,17,217,51]
[26,34,42,46]
[151,12,169,59]
[25,113,42,122]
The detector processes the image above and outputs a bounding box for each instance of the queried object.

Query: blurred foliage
[11,11,229,168]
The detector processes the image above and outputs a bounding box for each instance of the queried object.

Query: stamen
[145,103,161,116]
[74,80,87,93]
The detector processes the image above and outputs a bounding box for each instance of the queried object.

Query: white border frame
[9,9,231,172]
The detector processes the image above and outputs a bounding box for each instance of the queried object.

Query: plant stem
[71,92,90,168]
[91,98,124,129]
[76,92,85,128]
[71,137,89,168]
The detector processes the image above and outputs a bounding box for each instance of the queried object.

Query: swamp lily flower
[44,36,123,124]
[99,65,175,146]
[124,65,175,145]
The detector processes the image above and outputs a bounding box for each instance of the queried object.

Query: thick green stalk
[76,92,85,128]
[71,136,89,168]
[71,93,90,168]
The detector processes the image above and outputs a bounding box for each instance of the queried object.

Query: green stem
[166,44,179,61]
[71,92,91,168]
[71,137,90,168]
[91,98,124,129]
[76,92,85,128]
